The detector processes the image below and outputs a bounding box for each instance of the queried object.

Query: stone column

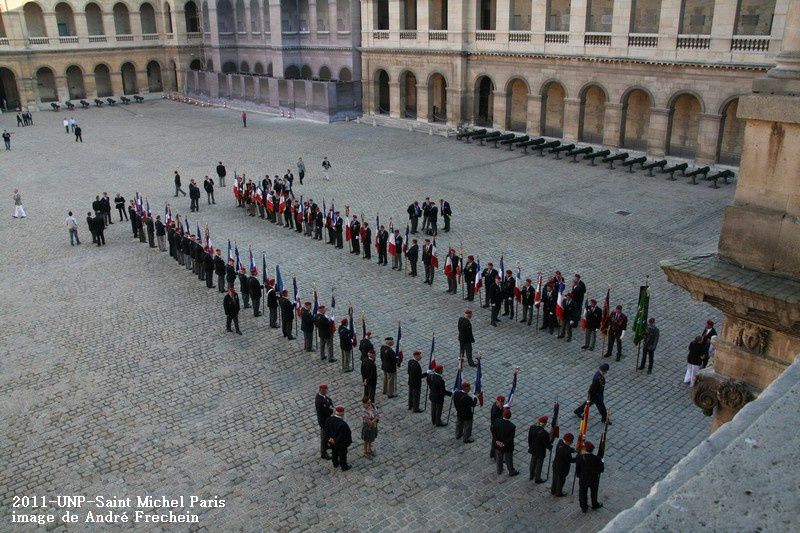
[658,0,680,51]
[309,0,318,35]
[492,90,507,130]
[137,68,149,94]
[530,0,546,47]
[495,0,510,41]
[55,74,70,102]
[389,0,401,41]
[568,0,587,48]
[696,113,722,165]
[418,0,429,32]
[646,107,670,156]
[611,0,633,51]
[110,72,123,96]
[362,77,373,114]
[602,103,623,148]
[130,9,144,38]
[562,97,582,142]
[709,0,737,52]
[446,87,461,127]
[416,83,429,122]
[268,77,280,106]
[328,0,337,34]
[74,10,90,43]
[102,12,116,38]
[389,81,401,118]
[207,5,222,71]
[526,95,542,136]
[83,71,97,99]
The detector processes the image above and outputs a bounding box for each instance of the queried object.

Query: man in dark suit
[453,381,477,443]
[377,225,389,265]
[100,193,113,225]
[489,395,505,459]
[203,176,215,204]
[520,278,535,325]
[605,305,628,360]
[481,262,499,308]
[223,286,242,334]
[237,266,250,308]
[216,161,227,187]
[203,248,215,288]
[551,433,576,497]
[300,302,315,351]
[541,282,558,333]
[502,269,516,318]
[490,275,503,327]
[189,179,201,212]
[574,363,610,423]
[493,408,519,476]
[350,216,361,255]
[428,202,439,235]
[571,274,586,309]
[528,416,553,483]
[248,268,262,316]
[407,350,424,412]
[214,250,226,293]
[361,349,377,404]
[279,290,295,339]
[558,292,579,341]
[338,318,353,371]
[421,239,434,284]
[445,249,459,293]
[315,306,334,362]
[380,337,398,398]
[358,331,374,361]
[146,215,155,248]
[362,222,372,259]
[92,195,103,216]
[440,199,452,232]
[128,202,138,237]
[407,201,421,234]
[458,309,477,367]
[582,299,603,351]
[701,319,717,368]
[93,212,106,246]
[86,212,97,244]
[265,280,278,326]
[405,238,419,276]
[315,384,334,459]
[155,215,166,251]
[427,364,451,427]
[576,441,604,512]
[225,258,237,289]
[462,256,478,301]
[324,406,352,471]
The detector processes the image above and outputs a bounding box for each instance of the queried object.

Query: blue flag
[507,371,518,407]
[234,246,241,271]
[275,265,284,293]
[312,288,319,316]
[453,358,463,392]
[428,334,436,370]
[475,358,484,406]
[262,253,268,284]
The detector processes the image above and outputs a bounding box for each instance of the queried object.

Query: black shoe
[236,330,242,335]
[591,503,603,510]
[226,328,232,332]
[341,465,351,471]
[436,423,448,427]
[557,335,564,339]
[464,439,475,443]
[647,369,652,374]
[582,508,588,513]
[287,336,296,340]
[556,492,567,497]
[468,363,477,367]
[412,409,423,413]
[535,479,546,484]
[581,346,588,350]
[321,454,330,460]
[615,356,621,361]
[329,359,337,362]
[508,470,520,477]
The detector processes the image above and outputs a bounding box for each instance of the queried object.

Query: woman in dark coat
[684,336,705,385]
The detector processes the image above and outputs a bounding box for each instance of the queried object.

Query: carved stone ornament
[735,323,770,355]
[717,379,754,410]
[692,379,718,416]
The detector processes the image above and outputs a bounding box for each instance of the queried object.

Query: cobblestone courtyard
[0,102,732,531]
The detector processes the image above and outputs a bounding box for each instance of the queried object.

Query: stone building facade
[0,0,205,108]
[359,0,793,165]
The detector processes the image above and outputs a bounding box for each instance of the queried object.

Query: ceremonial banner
[599,288,611,336]
[475,357,484,406]
[632,285,650,345]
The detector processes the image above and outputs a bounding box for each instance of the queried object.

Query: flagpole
[422,333,434,413]
[515,262,520,319]
[459,242,465,299]
[444,356,463,425]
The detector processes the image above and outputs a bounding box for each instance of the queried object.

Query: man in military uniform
[605,304,628,360]
[338,318,354,372]
[458,309,477,367]
[315,305,335,362]
[540,282,557,334]
[581,299,602,351]
[407,201,421,234]
[489,395,505,459]
[266,280,279,327]
[314,207,324,240]
[359,331,374,361]
[520,278,535,325]
[238,266,251,309]
[445,249,460,294]
[350,215,361,255]
[490,275,503,327]
[248,268,262,316]
[377,225,389,266]
[362,222,372,259]
[406,238,419,276]
[576,441,604,512]
[557,292,578,342]
[571,274,587,310]
[440,199,452,232]
[453,381,477,443]
[421,239,434,284]
[279,290,295,339]
[380,337,398,398]
[155,215,166,251]
[427,364,450,426]
[574,363,610,424]
[407,350,423,412]
[300,302,315,351]
[204,248,215,289]
[334,212,344,249]
[502,269,516,318]
[462,256,478,301]
[493,408,519,476]
[551,433,576,497]
[128,201,138,238]
[181,232,192,270]
[223,286,242,334]
[361,349,377,404]
[638,317,660,374]
[315,384,334,460]
[138,212,147,244]
[146,214,156,248]
[527,416,553,483]
[481,262,498,308]
[214,250,226,293]
[225,257,237,289]
[325,406,352,471]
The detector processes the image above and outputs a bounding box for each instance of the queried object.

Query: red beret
[250,268,257,274]
[334,406,345,414]
[503,408,512,418]
[496,395,505,403]
[538,416,548,424]
[341,318,348,325]
[461,382,470,391]
[435,364,444,372]
[468,255,474,260]
[413,350,421,356]
[365,331,371,336]
[526,278,532,283]
[563,433,574,443]
[706,320,714,327]
[319,384,328,390]
[584,441,595,452]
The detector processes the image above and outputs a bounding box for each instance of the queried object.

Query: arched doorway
[0,68,21,110]
[66,65,86,99]
[222,61,236,73]
[506,77,528,132]
[190,59,203,70]
[667,93,702,158]
[300,65,312,79]
[254,62,264,75]
[185,1,200,32]
[147,60,163,92]
[284,65,299,78]
[718,97,744,166]
[374,69,390,114]
[474,75,494,127]
[36,67,57,102]
[428,72,447,123]
[579,84,607,144]
[94,64,113,96]
[240,61,250,73]
[121,62,137,94]
[541,80,565,137]
[319,66,332,80]
[400,70,417,118]
[23,2,47,37]
[338,67,351,81]
[217,0,233,32]
[620,88,652,151]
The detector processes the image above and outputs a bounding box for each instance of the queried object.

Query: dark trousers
[424,264,434,283]
[319,336,333,361]
[465,281,475,300]
[191,198,199,211]
[269,307,278,327]
[551,467,569,495]
[282,317,293,337]
[639,349,655,371]
[459,341,475,366]
[148,231,155,247]
[218,274,225,293]
[529,454,545,481]
[251,297,261,316]
[364,245,371,259]
[575,398,608,422]
[430,401,444,426]
[206,272,214,288]
[226,315,240,332]
[117,206,127,221]
[503,297,514,318]
[447,276,457,293]
[364,381,376,404]
[319,426,328,457]
[378,248,387,265]
[496,449,515,475]
[207,191,215,204]
[443,215,450,232]
[410,217,418,233]
[352,240,360,254]
[605,335,622,358]
[409,260,417,276]
[455,418,473,442]
[331,445,349,469]
[408,386,421,411]
[303,330,313,351]
[521,304,533,324]
[491,301,501,325]
[96,231,105,246]
[579,480,600,511]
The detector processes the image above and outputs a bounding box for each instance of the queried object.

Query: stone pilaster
[647,107,670,157]
[602,103,623,148]
[562,97,582,142]
[696,113,723,165]
[389,81,400,118]
[492,90,506,130]
[526,94,542,136]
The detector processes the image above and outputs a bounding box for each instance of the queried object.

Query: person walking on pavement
[174,171,187,197]
[12,189,27,218]
[241,111,247,128]
[638,317,660,374]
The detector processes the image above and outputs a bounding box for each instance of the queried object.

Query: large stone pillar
[646,107,670,157]
[602,103,623,148]
[568,0,587,48]
[110,72,123,96]
[492,90,507,130]
[657,0,680,51]
[136,68,149,94]
[610,0,632,51]
[526,95,542,136]
[696,113,723,165]
[389,81,401,118]
[709,0,737,52]
[445,87,461,127]
[55,74,70,102]
[530,0,546,48]
[562,97,582,142]
[495,0,510,40]
[416,83,429,123]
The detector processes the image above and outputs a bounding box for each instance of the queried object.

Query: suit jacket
[338,325,353,350]
[453,390,477,420]
[266,288,278,309]
[527,425,552,457]
[608,311,627,337]
[324,416,352,449]
[644,325,660,350]
[279,297,294,320]
[380,345,397,373]
[406,244,419,262]
[216,164,226,178]
[223,293,240,316]
[300,308,314,333]
[315,314,333,339]
[571,280,587,307]
[521,285,535,305]
[214,256,226,276]
[359,338,374,361]
[361,358,377,385]
[552,440,576,473]
[585,306,602,330]
[407,359,423,387]
[315,393,333,427]
[588,371,606,402]
[248,276,262,298]
[427,373,451,404]
[463,262,478,283]
[155,220,166,236]
[493,419,516,451]
[458,317,475,344]
[238,273,249,296]
[576,453,604,484]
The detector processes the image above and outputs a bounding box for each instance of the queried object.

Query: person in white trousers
[13,189,27,218]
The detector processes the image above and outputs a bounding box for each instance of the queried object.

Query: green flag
[632,285,650,345]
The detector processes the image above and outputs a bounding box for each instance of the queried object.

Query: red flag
[444,254,454,277]
[555,290,564,321]
[388,232,396,256]
[580,302,588,330]
[600,288,611,336]
[345,223,351,241]
[534,273,543,308]
[266,194,274,213]
[278,196,286,213]
[430,240,439,269]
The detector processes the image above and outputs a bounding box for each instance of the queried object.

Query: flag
[184,217,190,235]
[233,172,239,200]
[275,266,284,293]
[555,289,565,321]
[506,370,518,407]
[632,284,650,345]
[266,192,274,212]
[330,292,336,313]
[227,240,233,263]
[234,245,241,271]
[403,225,409,253]
[388,231,396,256]
[428,334,436,370]
[431,239,439,269]
[146,199,151,216]
[248,246,256,273]
[577,401,590,452]
[598,417,609,459]
[453,357,463,392]
[312,288,319,316]
[581,301,588,330]
[514,266,522,302]
[475,357,484,406]
[278,195,286,213]
[444,253,454,277]
[500,256,505,282]
[164,205,171,224]
[534,273,543,308]
[255,184,263,203]
[361,313,366,339]
[550,401,560,440]
[196,223,201,240]
[206,229,214,255]
[474,258,482,295]
[262,253,268,284]
[457,244,463,284]
[293,277,301,317]
[345,221,351,241]
[348,306,356,343]
[395,322,403,365]
[600,288,611,336]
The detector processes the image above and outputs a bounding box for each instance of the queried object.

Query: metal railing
[373,30,389,40]
[400,30,417,40]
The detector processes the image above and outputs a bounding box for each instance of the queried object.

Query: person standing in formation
[174,171,187,197]
[489,395,505,460]
[155,215,166,251]
[527,416,553,483]
[66,211,81,245]
[458,309,477,367]
[440,199,452,232]
[266,280,278,327]
[213,250,226,293]
[361,349,377,404]
[237,265,250,309]
[453,381,477,444]
[445,249,459,294]
[315,305,335,362]
[576,441,604,512]
[407,201,421,234]
[502,269,516,319]
[300,302,315,352]
[279,290,295,339]
[493,408,519,477]
[361,222,371,259]
[392,229,403,270]
[325,406,352,471]
[638,317,660,374]
[581,299,602,351]
[359,331,374,361]
[338,318,354,372]
[146,214,155,248]
[463,256,478,301]
[605,305,628,360]
[407,350,423,413]
[541,282,557,334]
[490,275,503,327]
[315,384,334,460]
[557,292,578,342]
[249,268,262,317]
[360,398,379,458]
[377,225,389,266]
[406,238,419,277]
[550,433,576,497]
[481,262,498,308]
[426,364,450,427]
[203,176,215,205]
[223,286,242,334]
[128,201,138,237]
[519,279,535,325]
[350,215,361,255]
[380,337,398,398]
[422,239,434,284]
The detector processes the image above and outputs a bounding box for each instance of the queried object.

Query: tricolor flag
[234,245,241,271]
[312,287,319,316]
[195,223,201,240]
[227,240,233,264]
[262,253,268,284]
[206,229,214,255]
[453,356,463,393]
[348,306,356,344]
[345,220,351,241]
[361,312,366,339]
[146,199,151,216]
[233,171,240,200]
[164,205,171,224]
[275,265,284,293]
[444,252,454,277]
[600,288,611,336]
[577,401,590,452]
[388,231,396,256]
[475,357,484,406]
[555,288,565,321]
[395,322,403,365]
[506,370,518,407]
[428,334,436,370]
[255,185,263,203]
[184,217,190,235]
[278,195,286,213]
[430,239,439,269]
[534,273,543,309]
[266,192,274,212]
[514,266,522,302]
[500,256,506,283]
[248,246,256,273]
[374,214,380,254]
[293,277,301,317]
[581,301,588,330]
[550,401,560,440]
[474,258,483,296]
[403,225,409,253]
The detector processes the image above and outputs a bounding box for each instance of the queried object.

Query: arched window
[55,3,77,36]
[250,0,261,31]
[140,3,158,34]
[185,1,200,31]
[113,3,132,34]
[474,75,494,127]
[36,67,57,102]
[94,64,113,96]
[121,62,138,94]
[374,70,390,114]
[23,3,48,37]
[85,3,105,35]
[620,88,652,150]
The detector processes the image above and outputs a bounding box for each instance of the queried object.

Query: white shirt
[63,119,69,127]
[66,215,78,229]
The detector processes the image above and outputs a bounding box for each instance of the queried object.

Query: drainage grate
[615,210,632,216]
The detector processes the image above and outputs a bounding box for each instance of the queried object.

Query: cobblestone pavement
[0,102,731,532]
